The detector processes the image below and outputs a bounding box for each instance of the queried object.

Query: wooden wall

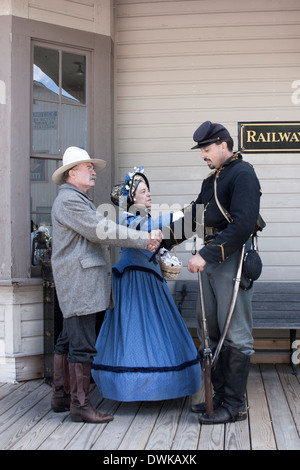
[113,0,300,284]
[0,0,113,36]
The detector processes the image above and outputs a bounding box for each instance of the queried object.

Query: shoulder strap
[213,173,233,223]
[212,152,242,223]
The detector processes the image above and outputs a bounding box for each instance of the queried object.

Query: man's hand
[188,253,206,273]
[146,230,162,252]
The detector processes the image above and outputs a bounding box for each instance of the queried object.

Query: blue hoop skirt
[92,268,202,402]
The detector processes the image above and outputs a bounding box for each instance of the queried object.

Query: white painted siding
[0,282,44,382]
[114,0,300,282]
[0,0,113,36]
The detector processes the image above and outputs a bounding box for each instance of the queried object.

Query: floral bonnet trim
[110,166,149,207]
[120,166,145,199]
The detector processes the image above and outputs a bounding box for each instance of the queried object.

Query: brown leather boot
[69,362,113,423]
[51,354,70,412]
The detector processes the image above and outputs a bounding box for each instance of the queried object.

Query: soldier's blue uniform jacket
[162,151,262,264]
[194,152,261,265]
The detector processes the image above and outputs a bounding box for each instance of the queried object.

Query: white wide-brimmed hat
[52,146,107,185]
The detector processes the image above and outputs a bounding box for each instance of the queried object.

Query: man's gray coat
[51,184,148,318]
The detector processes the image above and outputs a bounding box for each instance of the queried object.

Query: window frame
[30,40,92,160]
[30,40,92,275]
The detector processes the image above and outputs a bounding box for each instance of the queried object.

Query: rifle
[198,270,214,417]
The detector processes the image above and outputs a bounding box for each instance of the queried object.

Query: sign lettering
[238,122,300,153]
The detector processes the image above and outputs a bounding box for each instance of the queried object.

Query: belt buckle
[205,226,217,236]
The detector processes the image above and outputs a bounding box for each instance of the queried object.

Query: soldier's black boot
[199,346,250,425]
[191,348,224,413]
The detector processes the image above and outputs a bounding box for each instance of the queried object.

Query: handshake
[146,230,163,253]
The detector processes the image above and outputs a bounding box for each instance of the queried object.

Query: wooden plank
[224,420,251,450]
[65,398,121,450]
[261,364,300,450]
[88,401,141,450]
[171,396,200,450]
[29,0,95,22]
[247,365,276,450]
[0,381,26,406]
[253,319,300,328]
[118,400,164,450]
[1,363,299,450]
[252,303,300,313]
[0,379,46,423]
[0,382,51,449]
[253,339,290,350]
[251,351,290,364]
[178,281,300,300]
[117,9,300,33]
[15,354,44,382]
[37,415,83,450]
[253,296,300,305]
[145,398,185,450]
[253,282,300,294]
[13,387,119,451]
[38,386,107,450]
[195,382,224,450]
[117,93,299,114]
[119,74,297,96]
[198,423,224,450]
[10,407,69,450]
[277,364,300,436]
[1,390,52,449]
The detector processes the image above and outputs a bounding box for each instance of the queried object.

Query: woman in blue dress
[92,167,202,401]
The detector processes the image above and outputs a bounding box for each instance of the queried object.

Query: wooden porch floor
[0,364,299,451]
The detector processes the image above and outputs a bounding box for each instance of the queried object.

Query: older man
[50,147,161,424]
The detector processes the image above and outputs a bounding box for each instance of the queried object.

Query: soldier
[187,121,262,424]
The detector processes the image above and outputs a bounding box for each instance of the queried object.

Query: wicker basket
[158,248,182,280]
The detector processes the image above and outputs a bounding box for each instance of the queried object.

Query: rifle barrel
[198,270,214,417]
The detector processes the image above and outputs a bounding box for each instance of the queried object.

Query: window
[30,42,89,269]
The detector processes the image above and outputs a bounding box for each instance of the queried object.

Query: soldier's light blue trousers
[197,245,254,357]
